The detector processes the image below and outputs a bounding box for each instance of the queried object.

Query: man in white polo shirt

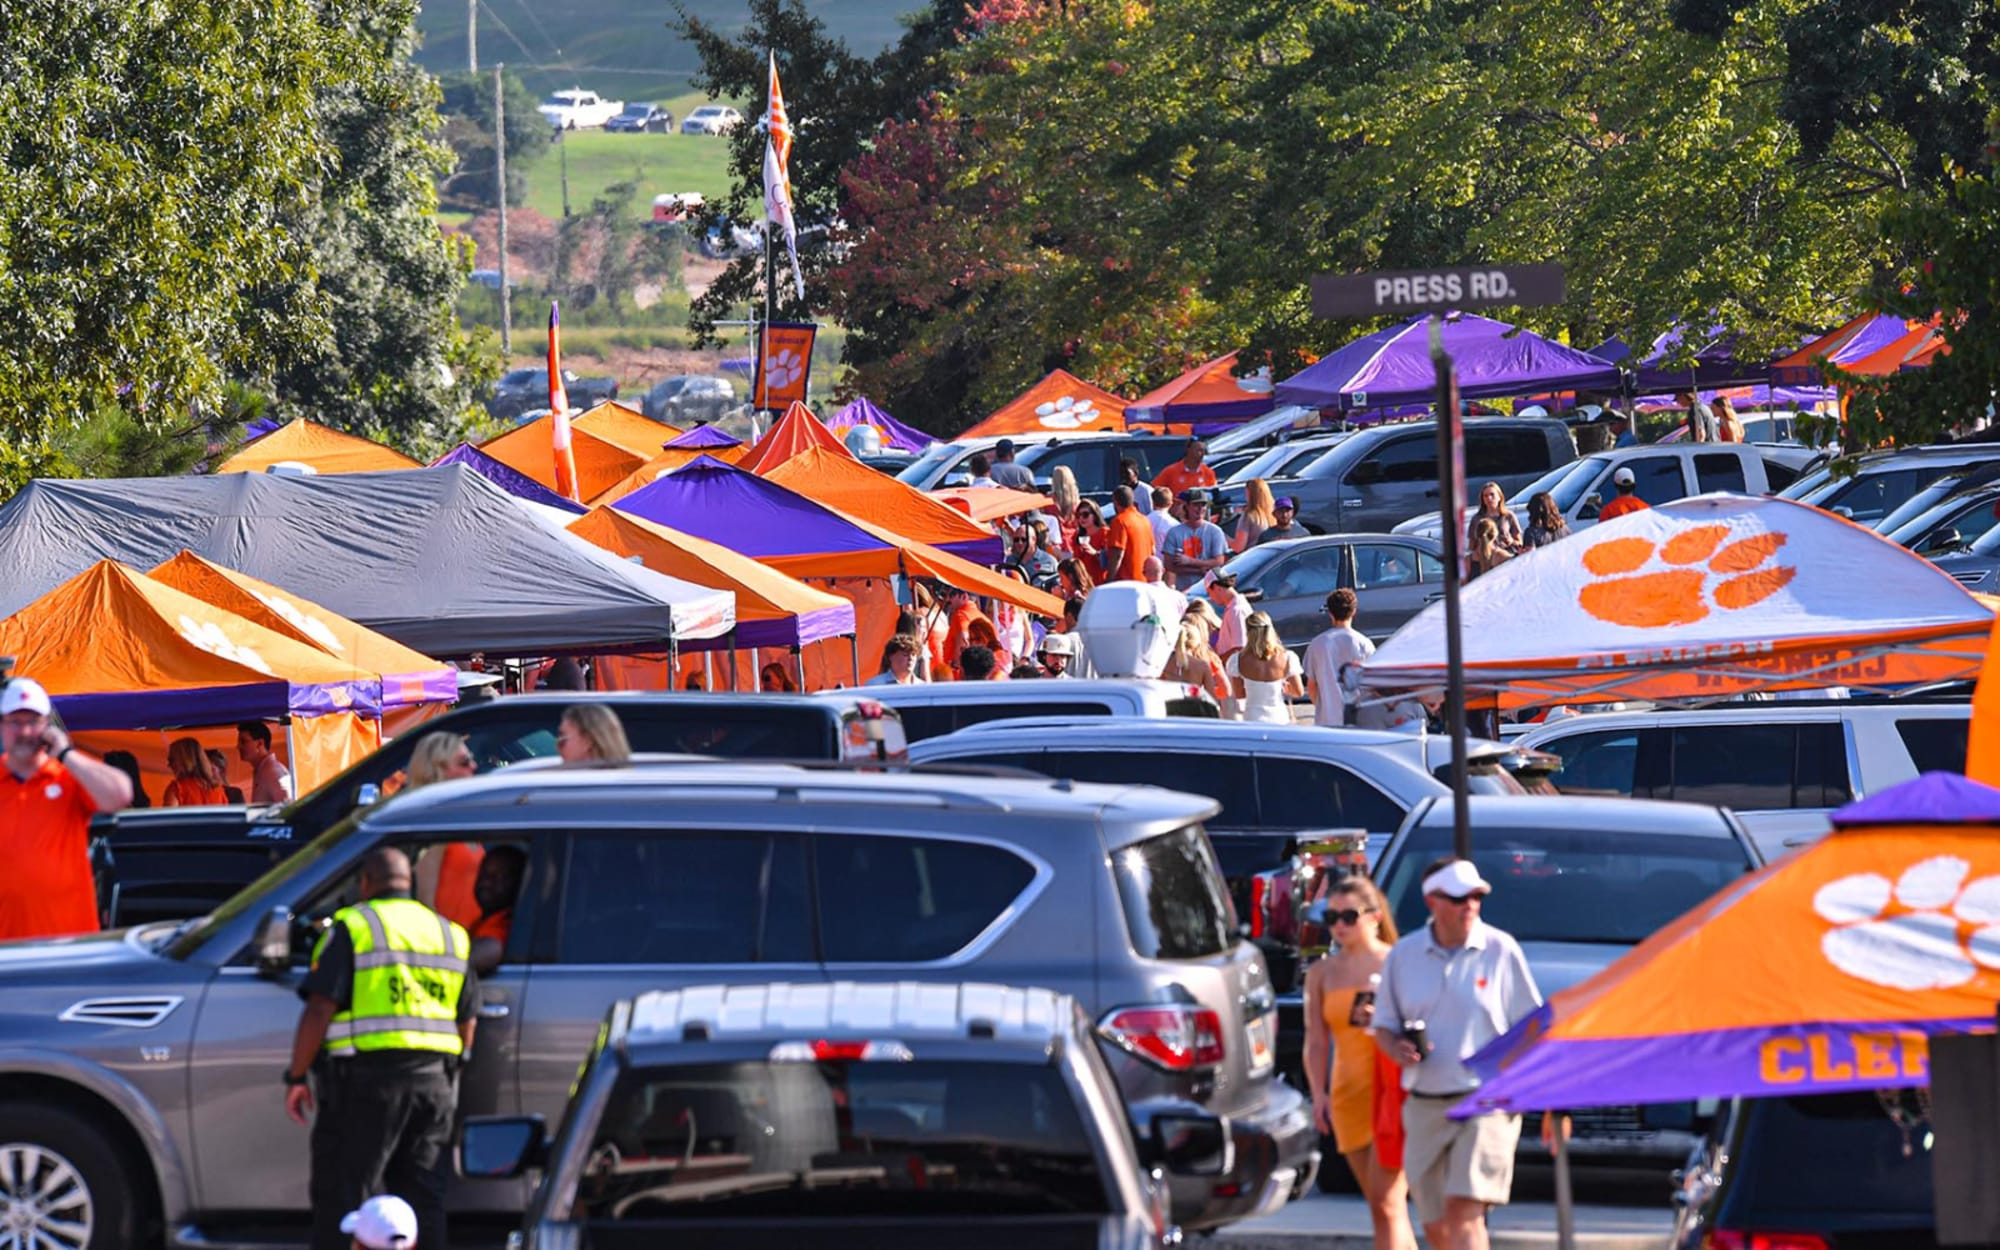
[1373,858,1542,1250]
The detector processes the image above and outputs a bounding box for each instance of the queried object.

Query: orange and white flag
[762,52,805,300]
[548,301,578,501]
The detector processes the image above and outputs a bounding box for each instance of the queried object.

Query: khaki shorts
[1400,1096,1521,1225]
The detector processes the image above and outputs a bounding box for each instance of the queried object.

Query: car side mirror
[1926,527,1963,553]
[1145,1114,1233,1177]
[459,1116,548,1180]
[1833,506,1854,519]
[255,906,296,978]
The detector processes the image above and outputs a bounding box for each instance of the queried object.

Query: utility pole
[559,126,571,218]
[467,0,477,72]
[494,63,511,356]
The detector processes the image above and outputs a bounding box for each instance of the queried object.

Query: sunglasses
[1430,891,1489,906]
[1325,908,1370,926]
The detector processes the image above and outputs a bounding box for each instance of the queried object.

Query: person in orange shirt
[162,736,230,806]
[1596,467,1650,521]
[1101,485,1156,582]
[0,677,133,940]
[1152,438,1218,498]
[468,844,526,974]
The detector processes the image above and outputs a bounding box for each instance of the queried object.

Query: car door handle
[478,1002,511,1019]
[1424,592,1444,603]
[1342,498,1363,508]
[1423,488,1440,498]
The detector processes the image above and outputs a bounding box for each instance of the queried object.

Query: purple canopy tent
[433,442,589,514]
[1630,325,1771,391]
[1771,313,1916,386]
[825,397,935,453]
[664,424,745,449]
[1273,315,1623,411]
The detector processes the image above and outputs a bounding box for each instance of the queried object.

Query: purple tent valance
[675,603,856,653]
[826,397,935,453]
[53,679,385,732]
[1274,315,1623,411]
[665,424,744,449]
[433,443,588,514]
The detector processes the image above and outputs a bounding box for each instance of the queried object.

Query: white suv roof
[627,981,1071,1048]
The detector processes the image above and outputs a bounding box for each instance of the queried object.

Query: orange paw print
[1577,525,1795,627]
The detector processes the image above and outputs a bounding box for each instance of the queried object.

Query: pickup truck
[537,88,624,130]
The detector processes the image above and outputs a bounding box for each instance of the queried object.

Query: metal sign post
[1429,314,1472,861]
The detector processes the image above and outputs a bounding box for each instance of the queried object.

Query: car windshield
[1519,455,1612,512]
[1227,437,1343,484]
[896,441,975,487]
[692,107,724,118]
[618,105,650,116]
[1216,541,1291,583]
[160,814,361,959]
[1729,1092,1935,1222]
[1778,461,1837,500]
[1378,823,1754,944]
[502,368,544,386]
[1889,492,2000,549]
[1872,470,1982,534]
[574,1060,1107,1221]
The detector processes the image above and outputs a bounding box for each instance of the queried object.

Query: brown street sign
[1312,264,1566,318]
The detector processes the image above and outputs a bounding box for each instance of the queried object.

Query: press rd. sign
[1312,263,1566,318]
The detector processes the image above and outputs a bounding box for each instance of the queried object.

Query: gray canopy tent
[0,465,734,658]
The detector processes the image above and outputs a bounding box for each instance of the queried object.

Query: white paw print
[1036,396,1099,429]
[765,348,803,392]
[1814,856,2000,990]
[178,615,275,675]
[248,589,345,654]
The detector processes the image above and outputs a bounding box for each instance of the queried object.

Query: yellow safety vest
[317,898,470,1058]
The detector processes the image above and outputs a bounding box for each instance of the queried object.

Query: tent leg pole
[850,635,860,687]
[1430,313,1472,860]
[704,652,713,692]
[729,647,739,692]
[791,644,803,692]
[1553,1113,1576,1250]
[282,718,299,799]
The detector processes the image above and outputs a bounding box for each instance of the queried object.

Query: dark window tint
[956,701,1114,729]
[1627,456,1688,505]
[1256,757,1406,831]
[1466,428,1553,478]
[558,834,812,964]
[1379,823,1753,942]
[1764,459,1800,491]
[579,1061,1106,1221]
[1265,547,1345,599]
[1038,750,1257,826]
[1670,723,1850,809]
[1359,436,1438,484]
[1728,1093,1933,1221]
[1026,445,1113,494]
[622,706,828,759]
[1818,467,1934,525]
[1794,722,1854,807]
[1897,718,1970,774]
[1114,826,1235,958]
[890,704,958,743]
[1544,729,1641,796]
[924,749,1049,775]
[815,836,1036,962]
[1695,453,1748,494]
[1352,544,1421,590]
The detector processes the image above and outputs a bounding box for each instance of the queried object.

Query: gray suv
[0,763,1312,1247]
[1273,416,1576,534]
[461,981,1237,1248]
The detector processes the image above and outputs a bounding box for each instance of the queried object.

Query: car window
[1627,455,1688,505]
[890,705,958,743]
[1024,445,1112,494]
[557,834,812,964]
[1542,728,1641,797]
[1264,546,1344,599]
[1416,550,1445,581]
[1897,717,1970,774]
[577,1061,1107,1221]
[1355,435,1437,484]
[1763,459,1801,491]
[1695,452,1749,494]
[1667,724,1850,810]
[957,701,1115,729]
[1730,1093,1934,1220]
[815,836,1036,962]
[621,706,831,758]
[1352,544,1422,591]
[1816,467,1931,525]
[1255,757,1406,831]
[1380,823,1753,942]
[1037,750,1256,826]
[1112,825,1235,958]
[1466,428,1553,478]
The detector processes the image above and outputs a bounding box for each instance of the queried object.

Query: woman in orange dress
[1303,876,1415,1250]
[161,737,229,806]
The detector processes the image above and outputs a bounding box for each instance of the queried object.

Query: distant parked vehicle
[642,374,736,425]
[650,191,705,224]
[605,102,674,133]
[538,88,624,130]
[1272,417,1577,535]
[681,104,745,134]
[1213,533,1447,647]
[486,366,618,422]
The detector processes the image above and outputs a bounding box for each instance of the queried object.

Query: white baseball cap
[340,1195,418,1249]
[1421,859,1493,899]
[0,677,52,717]
[1037,632,1078,657]
[1613,467,1636,487]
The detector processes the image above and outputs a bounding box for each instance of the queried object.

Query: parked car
[1214,533,1447,646]
[650,191,705,224]
[486,366,619,422]
[1221,434,1353,488]
[538,88,624,130]
[836,677,1218,742]
[1271,417,1577,535]
[641,373,737,425]
[1514,700,1969,858]
[1671,1091,1937,1249]
[895,439,1010,490]
[462,981,1247,1246]
[605,102,673,133]
[7,763,1312,1241]
[1393,442,1813,541]
[681,105,745,134]
[1017,435,1199,503]
[1781,444,2000,528]
[1882,483,2000,557]
[1373,794,1762,1162]
[90,692,910,927]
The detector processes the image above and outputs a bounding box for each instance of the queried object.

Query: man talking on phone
[0,676,133,940]
[1373,858,1541,1250]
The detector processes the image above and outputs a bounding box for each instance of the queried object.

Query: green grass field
[517,112,738,221]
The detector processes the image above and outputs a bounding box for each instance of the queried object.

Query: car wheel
[0,1102,144,1250]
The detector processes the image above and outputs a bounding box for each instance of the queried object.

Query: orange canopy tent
[572,400,684,456]
[215,419,420,475]
[737,401,858,475]
[958,370,1130,438]
[1843,318,1946,377]
[479,421,650,502]
[932,486,1057,523]
[763,446,1004,564]
[0,562,389,791]
[148,551,457,709]
[1124,351,1276,428]
[588,442,752,507]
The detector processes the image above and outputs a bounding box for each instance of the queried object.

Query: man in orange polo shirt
[1152,439,1217,498]
[1,677,134,941]
[1102,485,1156,582]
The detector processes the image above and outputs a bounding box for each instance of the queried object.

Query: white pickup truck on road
[538,88,624,130]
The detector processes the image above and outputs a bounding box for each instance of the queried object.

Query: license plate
[1247,1014,1274,1075]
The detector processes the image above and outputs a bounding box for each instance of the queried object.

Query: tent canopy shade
[1360,494,1993,710]
[0,465,734,657]
[763,446,1004,565]
[825,397,935,453]
[1124,351,1276,429]
[736,402,860,475]
[1629,324,1773,392]
[216,419,421,475]
[959,370,1131,439]
[931,486,1057,523]
[588,442,751,507]
[1274,315,1623,411]
[665,424,744,449]
[432,442,589,514]
[1770,313,1919,386]
[479,419,651,502]
[572,400,684,456]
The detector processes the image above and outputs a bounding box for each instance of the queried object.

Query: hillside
[415,0,910,105]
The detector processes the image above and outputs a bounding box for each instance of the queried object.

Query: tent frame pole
[281,716,298,799]
[850,634,860,687]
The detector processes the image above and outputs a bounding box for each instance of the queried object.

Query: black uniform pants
[309,1058,457,1250]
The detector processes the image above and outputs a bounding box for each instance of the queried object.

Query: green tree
[437,68,549,212]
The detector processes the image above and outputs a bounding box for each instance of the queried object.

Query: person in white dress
[1227,611,1304,724]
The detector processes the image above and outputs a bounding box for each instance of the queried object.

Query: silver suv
[0,763,1312,1246]
[461,981,1238,1248]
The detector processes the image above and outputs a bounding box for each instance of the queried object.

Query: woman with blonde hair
[400,731,482,928]
[1233,478,1278,552]
[162,737,229,806]
[557,704,632,764]
[1160,618,1229,708]
[1469,516,1513,579]
[1304,875,1414,1250]
[405,732,476,790]
[1225,611,1304,723]
[1049,467,1082,554]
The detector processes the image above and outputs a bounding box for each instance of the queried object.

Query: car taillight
[1705,1232,1831,1250]
[768,1039,914,1062]
[1248,875,1267,939]
[1099,1006,1226,1071]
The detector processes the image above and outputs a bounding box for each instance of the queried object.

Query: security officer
[284,847,478,1250]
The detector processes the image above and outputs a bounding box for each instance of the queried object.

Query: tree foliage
[437,68,549,212]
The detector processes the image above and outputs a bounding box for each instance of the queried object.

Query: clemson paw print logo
[764,348,803,392]
[1815,857,2000,990]
[1577,525,1794,627]
[1036,396,1099,429]
[177,614,275,675]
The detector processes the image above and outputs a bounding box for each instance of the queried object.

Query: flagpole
[760,47,775,414]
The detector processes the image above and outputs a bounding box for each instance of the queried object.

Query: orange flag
[548,301,578,501]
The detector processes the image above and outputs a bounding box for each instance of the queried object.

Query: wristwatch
[283,1069,309,1087]
[55,746,72,763]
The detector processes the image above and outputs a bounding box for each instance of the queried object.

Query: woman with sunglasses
[1304,877,1415,1250]
[1071,501,1108,582]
